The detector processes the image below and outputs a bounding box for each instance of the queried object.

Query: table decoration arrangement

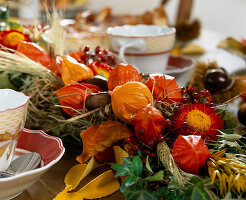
[0,5,245,200]
[53,63,246,200]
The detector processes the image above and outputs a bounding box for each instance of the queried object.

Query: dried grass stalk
[0,46,55,79]
[157,142,187,186]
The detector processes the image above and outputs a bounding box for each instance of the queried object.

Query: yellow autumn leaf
[114,146,129,164]
[65,157,103,191]
[77,170,120,199]
[53,185,84,200]
[180,44,205,55]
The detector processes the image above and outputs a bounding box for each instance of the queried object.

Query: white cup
[0,89,29,171]
[107,25,176,73]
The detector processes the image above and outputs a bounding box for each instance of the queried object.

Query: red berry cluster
[180,85,214,107]
[80,45,116,66]
[124,135,165,163]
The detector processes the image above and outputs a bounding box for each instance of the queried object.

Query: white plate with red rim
[0,129,65,200]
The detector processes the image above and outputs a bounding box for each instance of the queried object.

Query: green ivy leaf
[145,156,153,174]
[121,178,144,200]
[111,163,130,177]
[224,119,239,129]
[216,109,232,120]
[139,190,158,200]
[144,170,164,182]
[184,177,211,200]
[132,156,143,177]
[123,157,133,168]
[168,176,180,189]
[155,187,170,198]
[120,175,138,191]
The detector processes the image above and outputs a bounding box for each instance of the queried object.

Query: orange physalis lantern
[131,104,166,145]
[108,63,141,90]
[110,81,153,123]
[54,83,102,116]
[61,56,94,85]
[16,41,52,69]
[145,74,182,102]
[172,135,211,174]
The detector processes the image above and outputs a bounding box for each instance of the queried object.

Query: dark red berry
[158,135,164,142]
[84,52,90,57]
[193,99,198,104]
[97,52,103,58]
[103,49,109,54]
[95,46,101,54]
[180,87,187,94]
[132,145,139,151]
[209,102,215,107]
[149,153,157,159]
[173,106,180,114]
[193,92,199,99]
[125,137,131,144]
[205,102,210,107]
[147,140,155,147]
[181,97,188,103]
[142,157,146,163]
[83,45,90,52]
[165,119,172,128]
[101,56,108,62]
[188,85,195,93]
[205,90,211,97]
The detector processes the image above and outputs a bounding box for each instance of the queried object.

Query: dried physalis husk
[110,81,153,123]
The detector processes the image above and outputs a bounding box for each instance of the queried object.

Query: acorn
[238,102,246,126]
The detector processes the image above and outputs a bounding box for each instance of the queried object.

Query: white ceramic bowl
[0,89,29,171]
[0,129,65,200]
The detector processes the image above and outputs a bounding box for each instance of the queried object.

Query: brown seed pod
[190,61,243,104]
[85,92,111,110]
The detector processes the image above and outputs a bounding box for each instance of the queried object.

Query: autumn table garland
[0,25,245,199]
[53,63,245,200]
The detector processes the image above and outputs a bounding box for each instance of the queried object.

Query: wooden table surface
[14,146,125,200]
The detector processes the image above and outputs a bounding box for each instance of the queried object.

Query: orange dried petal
[76,121,133,163]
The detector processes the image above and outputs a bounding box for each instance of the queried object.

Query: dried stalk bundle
[157,142,187,186]
[0,46,54,79]
[22,76,116,145]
